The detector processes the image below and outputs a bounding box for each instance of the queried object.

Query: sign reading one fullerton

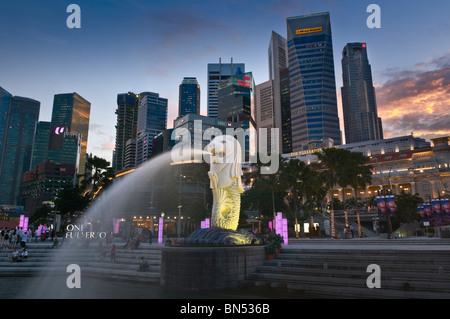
[171,122,280,175]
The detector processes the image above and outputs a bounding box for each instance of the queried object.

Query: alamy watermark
[66,4,81,29]
[366,264,381,289]
[66,264,81,288]
[367,4,381,29]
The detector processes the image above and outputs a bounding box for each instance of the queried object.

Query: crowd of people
[1,227,32,262]
[1,227,31,250]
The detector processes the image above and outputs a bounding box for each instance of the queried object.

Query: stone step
[0,265,160,284]
[288,239,450,245]
[246,280,450,299]
[249,271,450,296]
[254,264,450,282]
[273,253,450,265]
[261,259,449,274]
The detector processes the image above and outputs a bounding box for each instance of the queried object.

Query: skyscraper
[341,42,383,144]
[217,72,256,160]
[30,121,51,169]
[286,12,342,151]
[113,92,139,172]
[0,87,40,205]
[217,72,255,126]
[268,31,288,153]
[280,68,292,154]
[50,93,91,176]
[179,77,200,117]
[207,58,245,118]
[136,92,167,166]
[255,80,275,153]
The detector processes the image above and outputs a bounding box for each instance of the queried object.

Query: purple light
[54,127,65,135]
[201,218,210,229]
[282,218,288,245]
[269,221,272,232]
[19,215,25,228]
[23,217,29,231]
[113,219,120,234]
[276,212,283,237]
[158,217,163,244]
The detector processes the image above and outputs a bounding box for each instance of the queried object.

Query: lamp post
[177,205,182,240]
[371,156,393,239]
[177,172,185,240]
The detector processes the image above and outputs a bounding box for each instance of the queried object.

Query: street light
[371,156,393,239]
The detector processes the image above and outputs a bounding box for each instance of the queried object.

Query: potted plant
[267,233,284,254]
[265,242,277,260]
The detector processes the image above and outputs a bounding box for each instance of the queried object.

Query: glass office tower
[179,77,200,117]
[135,92,167,166]
[114,92,139,172]
[207,58,245,118]
[286,12,342,151]
[217,72,256,160]
[341,42,383,144]
[30,121,51,169]
[268,31,288,153]
[50,93,91,176]
[0,87,13,171]
[0,89,40,205]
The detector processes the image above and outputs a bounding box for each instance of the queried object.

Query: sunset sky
[1,0,449,162]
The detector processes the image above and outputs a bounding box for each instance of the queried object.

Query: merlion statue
[206,135,244,231]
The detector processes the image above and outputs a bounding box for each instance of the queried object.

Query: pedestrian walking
[2,230,9,249]
[349,224,355,238]
[20,232,27,248]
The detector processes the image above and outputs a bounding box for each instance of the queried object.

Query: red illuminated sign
[237,80,251,88]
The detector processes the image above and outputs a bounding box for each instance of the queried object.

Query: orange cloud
[376,52,450,140]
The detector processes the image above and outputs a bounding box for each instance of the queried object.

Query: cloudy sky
[0,0,449,162]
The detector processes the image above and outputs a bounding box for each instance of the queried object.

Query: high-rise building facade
[179,77,200,117]
[136,92,168,166]
[286,12,342,151]
[21,161,76,215]
[280,68,292,154]
[0,87,40,205]
[268,31,288,153]
[50,93,91,176]
[113,92,139,172]
[217,72,256,160]
[341,42,383,144]
[255,80,275,153]
[30,121,51,169]
[207,58,245,118]
[0,87,13,169]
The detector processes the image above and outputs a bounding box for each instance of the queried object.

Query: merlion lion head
[206,135,243,190]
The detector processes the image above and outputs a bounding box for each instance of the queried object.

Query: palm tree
[280,159,310,237]
[314,148,354,238]
[244,154,288,216]
[345,152,373,237]
[83,155,114,200]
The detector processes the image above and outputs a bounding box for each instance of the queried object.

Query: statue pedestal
[160,245,266,291]
[181,228,261,246]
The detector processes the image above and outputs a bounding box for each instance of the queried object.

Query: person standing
[20,232,27,248]
[111,244,116,262]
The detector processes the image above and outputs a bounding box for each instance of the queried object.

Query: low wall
[160,245,265,291]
